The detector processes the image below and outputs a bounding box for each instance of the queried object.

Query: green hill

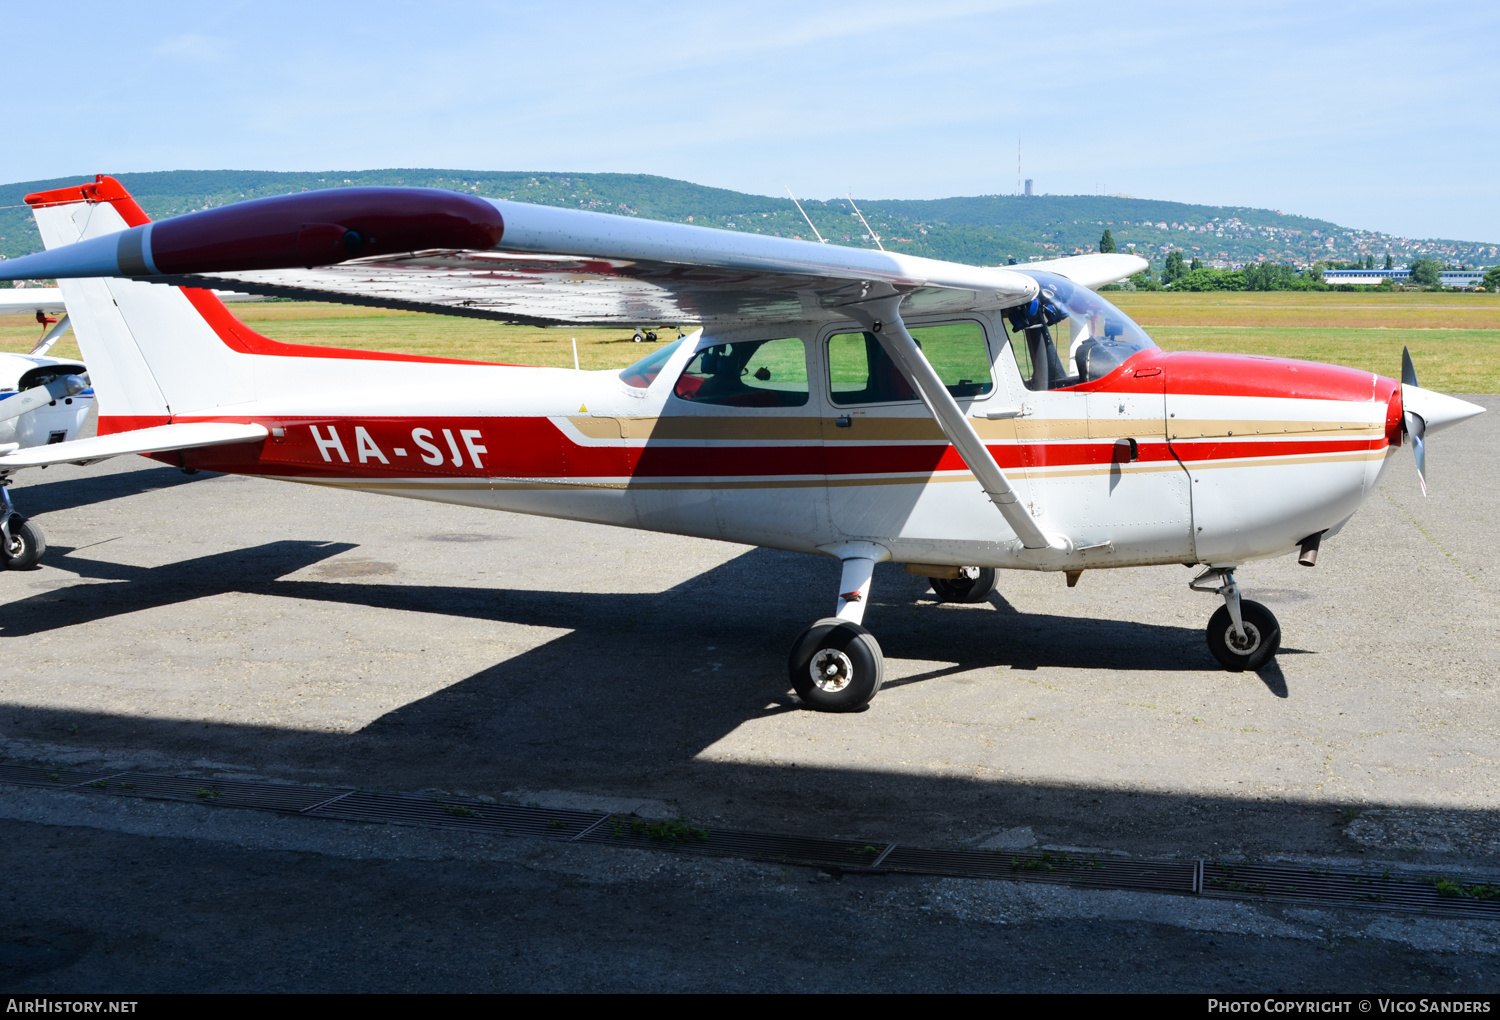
[1,169,1493,273]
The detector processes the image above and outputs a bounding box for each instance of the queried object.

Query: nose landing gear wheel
[930,567,997,603]
[1,515,45,570]
[1206,600,1280,672]
[788,617,885,712]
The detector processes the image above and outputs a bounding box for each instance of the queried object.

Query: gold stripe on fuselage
[566,415,1382,444]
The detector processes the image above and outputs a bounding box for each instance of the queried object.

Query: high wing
[1,178,1140,327]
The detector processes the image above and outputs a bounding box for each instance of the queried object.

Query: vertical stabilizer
[26,177,254,432]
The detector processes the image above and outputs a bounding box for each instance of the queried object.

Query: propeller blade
[1404,410,1427,497]
[1397,349,1485,497]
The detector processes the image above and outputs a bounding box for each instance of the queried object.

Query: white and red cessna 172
[0,176,1484,710]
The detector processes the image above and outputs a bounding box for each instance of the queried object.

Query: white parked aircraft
[0,288,92,566]
[0,176,1483,710]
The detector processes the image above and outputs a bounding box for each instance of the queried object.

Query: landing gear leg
[788,551,886,711]
[1191,567,1279,672]
[0,481,46,570]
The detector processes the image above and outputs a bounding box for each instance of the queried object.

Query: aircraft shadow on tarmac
[1,539,1443,858]
[9,463,211,516]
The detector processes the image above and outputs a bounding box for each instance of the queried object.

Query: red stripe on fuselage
[146,414,1386,482]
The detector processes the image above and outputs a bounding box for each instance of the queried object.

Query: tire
[1206,600,1280,672]
[930,567,998,603]
[2,516,45,570]
[788,617,885,712]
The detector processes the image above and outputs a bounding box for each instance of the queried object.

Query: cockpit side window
[828,322,993,406]
[672,337,809,407]
[1006,272,1159,390]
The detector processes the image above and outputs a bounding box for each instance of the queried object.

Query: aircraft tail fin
[26,176,256,432]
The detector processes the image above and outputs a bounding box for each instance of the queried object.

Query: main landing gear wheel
[2,515,45,570]
[1206,600,1280,672]
[788,617,885,712]
[930,566,997,603]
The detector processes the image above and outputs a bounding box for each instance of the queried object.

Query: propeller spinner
[1399,346,1486,496]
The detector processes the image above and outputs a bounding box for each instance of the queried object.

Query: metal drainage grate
[1201,862,1500,921]
[3,762,1497,920]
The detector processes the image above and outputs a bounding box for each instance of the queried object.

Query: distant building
[1024,179,1033,197]
[1321,268,1489,288]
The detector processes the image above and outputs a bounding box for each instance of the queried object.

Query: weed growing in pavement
[613,817,709,844]
[1431,878,1500,901]
[442,803,478,818]
[196,787,221,800]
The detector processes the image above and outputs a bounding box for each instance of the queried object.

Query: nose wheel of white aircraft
[788,617,885,712]
[1192,568,1280,671]
[0,483,46,570]
[2,516,45,570]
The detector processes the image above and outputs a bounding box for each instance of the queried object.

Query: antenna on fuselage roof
[845,192,885,252]
[785,187,828,244]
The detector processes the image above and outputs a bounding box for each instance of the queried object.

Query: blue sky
[4,0,1497,242]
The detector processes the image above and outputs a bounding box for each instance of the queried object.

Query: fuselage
[134,298,1399,573]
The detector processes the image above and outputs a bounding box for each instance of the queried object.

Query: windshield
[1005,271,1157,390]
[619,337,687,388]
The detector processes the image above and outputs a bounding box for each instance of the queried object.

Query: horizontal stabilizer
[0,421,267,470]
[0,287,67,316]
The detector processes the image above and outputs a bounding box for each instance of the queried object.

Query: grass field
[2,290,1497,392]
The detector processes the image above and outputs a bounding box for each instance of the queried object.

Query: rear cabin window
[827,322,993,406]
[672,337,809,407]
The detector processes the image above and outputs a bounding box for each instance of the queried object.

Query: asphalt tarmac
[2,398,1497,992]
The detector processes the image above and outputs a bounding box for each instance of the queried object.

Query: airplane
[0,175,1484,710]
[0,287,94,567]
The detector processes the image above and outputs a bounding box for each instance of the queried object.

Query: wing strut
[848,293,1067,557]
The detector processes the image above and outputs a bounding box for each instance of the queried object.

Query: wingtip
[0,232,126,282]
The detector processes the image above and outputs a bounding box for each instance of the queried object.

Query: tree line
[1096,230,1498,292]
